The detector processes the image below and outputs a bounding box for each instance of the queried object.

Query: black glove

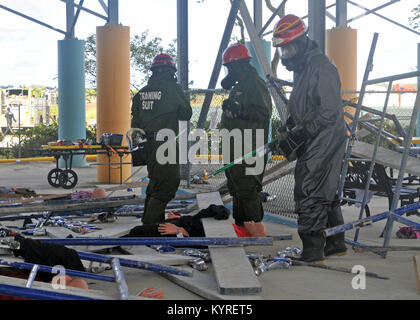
[222,99,248,119]
[278,126,310,162]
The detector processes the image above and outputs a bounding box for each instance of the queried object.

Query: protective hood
[221,59,252,90]
[281,36,316,73]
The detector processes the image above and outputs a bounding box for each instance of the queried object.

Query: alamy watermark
[351,265,366,290]
[152,121,267,176]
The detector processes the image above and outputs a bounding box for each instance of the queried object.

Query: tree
[409,4,420,30]
[84,30,176,95]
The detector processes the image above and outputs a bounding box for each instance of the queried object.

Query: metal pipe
[323,201,420,237]
[347,0,420,36]
[0,283,97,300]
[39,236,273,247]
[261,3,337,37]
[365,71,420,86]
[258,0,285,36]
[66,0,75,39]
[76,251,193,277]
[353,80,392,242]
[0,259,116,283]
[58,0,107,21]
[107,0,119,25]
[388,213,420,231]
[68,0,85,38]
[337,33,379,199]
[308,0,326,53]
[196,0,241,129]
[0,4,66,35]
[26,264,40,288]
[336,0,347,28]
[111,258,129,300]
[347,0,399,24]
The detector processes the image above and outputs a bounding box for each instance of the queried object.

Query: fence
[182,88,418,219]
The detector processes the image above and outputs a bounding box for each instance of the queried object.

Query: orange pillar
[96,25,131,183]
[326,27,357,123]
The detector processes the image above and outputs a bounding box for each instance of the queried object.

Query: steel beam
[98,0,108,13]
[336,0,347,27]
[66,0,75,38]
[0,4,66,35]
[323,201,420,237]
[0,258,116,283]
[347,0,399,24]
[238,1,288,121]
[347,0,420,36]
[0,283,96,300]
[365,71,420,86]
[107,0,119,24]
[76,250,193,277]
[68,0,84,39]
[258,0,286,36]
[196,0,241,129]
[38,236,273,246]
[58,0,108,21]
[308,0,326,53]
[253,0,263,32]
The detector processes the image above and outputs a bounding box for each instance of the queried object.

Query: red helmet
[272,14,308,47]
[222,43,252,65]
[151,53,177,72]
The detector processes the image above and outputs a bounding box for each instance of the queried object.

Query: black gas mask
[220,59,249,90]
[280,35,309,73]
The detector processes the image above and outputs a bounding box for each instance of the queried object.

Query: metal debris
[189,258,208,271]
[182,249,210,262]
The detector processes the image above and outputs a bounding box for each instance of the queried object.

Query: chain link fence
[180,88,297,219]
[180,89,418,220]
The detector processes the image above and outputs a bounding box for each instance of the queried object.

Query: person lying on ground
[3,235,165,299]
[124,204,266,238]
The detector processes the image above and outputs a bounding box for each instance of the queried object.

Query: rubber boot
[297,232,326,264]
[141,197,167,224]
[325,206,347,257]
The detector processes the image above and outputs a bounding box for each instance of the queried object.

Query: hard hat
[222,43,252,65]
[272,14,308,47]
[151,53,177,72]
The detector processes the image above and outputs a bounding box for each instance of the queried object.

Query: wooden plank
[163,268,263,300]
[196,191,224,208]
[413,256,420,295]
[351,141,420,176]
[118,246,192,266]
[198,192,262,295]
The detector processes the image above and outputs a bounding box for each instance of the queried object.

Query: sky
[0,0,419,90]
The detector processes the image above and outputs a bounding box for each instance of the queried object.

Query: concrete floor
[1,161,420,300]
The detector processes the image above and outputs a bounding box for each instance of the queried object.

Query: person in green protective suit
[272,15,347,263]
[131,53,192,224]
[220,43,272,237]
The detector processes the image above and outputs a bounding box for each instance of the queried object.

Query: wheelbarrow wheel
[47,168,63,188]
[58,169,78,189]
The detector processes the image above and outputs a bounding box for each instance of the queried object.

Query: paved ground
[1,161,420,300]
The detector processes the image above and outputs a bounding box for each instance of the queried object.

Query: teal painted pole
[57,39,86,168]
[245,40,273,161]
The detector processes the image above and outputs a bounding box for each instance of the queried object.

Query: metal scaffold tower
[325,32,420,257]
